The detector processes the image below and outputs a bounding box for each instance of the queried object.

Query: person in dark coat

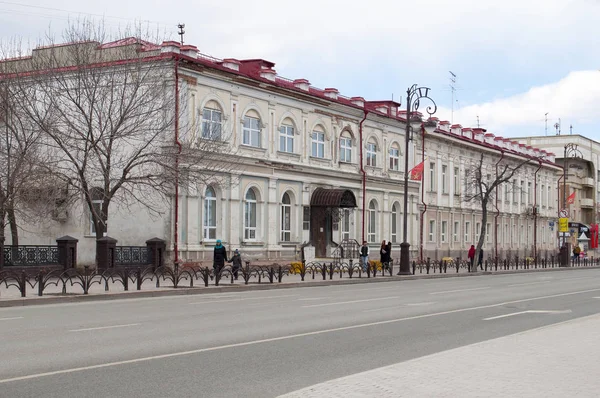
[228,249,242,280]
[478,248,484,270]
[213,239,228,274]
[379,240,389,266]
[385,242,392,270]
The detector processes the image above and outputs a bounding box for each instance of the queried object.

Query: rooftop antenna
[570,124,573,135]
[545,112,549,136]
[177,23,186,45]
[476,115,480,128]
[449,71,457,124]
[554,118,561,135]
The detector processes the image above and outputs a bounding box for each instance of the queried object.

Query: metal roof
[310,188,357,208]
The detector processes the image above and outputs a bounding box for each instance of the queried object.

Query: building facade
[2,38,563,264]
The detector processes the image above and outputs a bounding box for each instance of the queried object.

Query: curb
[1,266,598,308]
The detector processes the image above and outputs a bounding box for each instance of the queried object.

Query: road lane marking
[69,323,141,332]
[189,294,298,304]
[302,296,399,308]
[508,281,551,287]
[2,287,600,385]
[429,287,490,295]
[484,310,572,321]
[0,317,24,321]
[363,302,435,313]
[297,297,330,301]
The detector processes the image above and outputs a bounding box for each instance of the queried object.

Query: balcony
[583,177,595,187]
[580,198,594,208]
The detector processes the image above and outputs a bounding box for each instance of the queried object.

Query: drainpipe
[173,54,182,266]
[494,150,504,262]
[359,110,369,243]
[419,123,426,262]
[533,160,542,260]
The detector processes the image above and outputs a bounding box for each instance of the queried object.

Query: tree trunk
[8,207,18,247]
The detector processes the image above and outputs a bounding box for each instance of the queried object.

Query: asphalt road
[1,269,599,397]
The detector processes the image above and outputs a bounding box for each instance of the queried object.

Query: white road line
[69,323,141,332]
[593,297,600,299]
[0,317,24,321]
[405,302,436,306]
[1,287,599,385]
[189,294,298,305]
[297,297,330,301]
[508,281,552,287]
[484,310,572,321]
[429,287,490,295]
[363,302,435,313]
[302,297,399,308]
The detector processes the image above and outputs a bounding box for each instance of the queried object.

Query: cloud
[435,70,600,137]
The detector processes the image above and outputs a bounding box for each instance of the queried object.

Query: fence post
[146,238,166,271]
[0,236,4,269]
[96,236,118,270]
[56,235,78,270]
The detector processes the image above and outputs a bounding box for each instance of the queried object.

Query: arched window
[339,132,352,163]
[279,119,294,153]
[341,208,352,240]
[242,110,261,148]
[391,203,398,243]
[281,192,291,241]
[389,144,400,171]
[203,186,217,240]
[244,188,257,240]
[311,126,325,158]
[201,101,222,140]
[367,139,377,167]
[368,200,377,243]
[89,187,105,236]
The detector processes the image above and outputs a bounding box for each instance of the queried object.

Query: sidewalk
[278,313,600,398]
[1,265,598,307]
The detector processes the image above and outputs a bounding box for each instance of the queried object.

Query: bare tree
[7,20,238,244]
[463,152,540,266]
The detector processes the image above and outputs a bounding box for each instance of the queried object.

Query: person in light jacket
[360,241,370,272]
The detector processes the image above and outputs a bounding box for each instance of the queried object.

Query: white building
[2,38,563,264]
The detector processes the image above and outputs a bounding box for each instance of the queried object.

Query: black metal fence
[115,246,150,266]
[3,245,59,267]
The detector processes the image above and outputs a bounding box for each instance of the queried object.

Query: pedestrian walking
[385,241,392,271]
[360,241,370,272]
[228,249,242,280]
[379,240,389,268]
[468,245,476,271]
[478,248,484,270]
[573,245,581,261]
[213,239,228,275]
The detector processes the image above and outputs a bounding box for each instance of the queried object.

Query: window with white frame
[203,186,217,240]
[280,192,291,242]
[520,181,525,203]
[547,186,552,208]
[89,187,105,236]
[429,162,436,191]
[504,224,508,244]
[465,221,471,243]
[541,184,546,207]
[311,130,325,158]
[486,223,491,243]
[429,220,436,242]
[441,221,447,242]
[368,200,377,243]
[244,189,257,240]
[442,165,447,193]
[453,221,459,242]
[520,224,524,245]
[512,180,517,203]
[342,209,351,241]
[201,107,222,140]
[366,141,377,167]
[476,222,480,243]
[527,182,532,204]
[389,146,399,171]
[279,124,294,153]
[339,136,352,162]
[242,114,261,148]
[454,167,459,195]
[391,204,398,243]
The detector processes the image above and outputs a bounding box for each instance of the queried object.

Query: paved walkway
[278,313,600,397]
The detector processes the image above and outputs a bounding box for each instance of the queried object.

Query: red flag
[567,191,576,204]
[409,161,425,181]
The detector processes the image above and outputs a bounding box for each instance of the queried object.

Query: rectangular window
[279,125,294,153]
[486,223,491,243]
[453,221,459,243]
[342,209,351,241]
[340,137,352,162]
[202,108,222,140]
[391,209,397,243]
[441,221,447,243]
[203,198,217,240]
[429,162,435,192]
[505,183,510,203]
[541,184,546,207]
[242,116,261,147]
[454,167,459,195]
[504,224,508,244]
[520,181,525,204]
[547,186,552,208]
[527,182,532,204]
[389,148,399,171]
[465,221,470,243]
[429,220,436,242]
[368,208,376,243]
[512,180,517,203]
[303,206,310,230]
[476,222,481,243]
[442,165,447,193]
[281,204,291,242]
[90,200,104,236]
[244,201,257,240]
[311,132,325,158]
[366,143,377,167]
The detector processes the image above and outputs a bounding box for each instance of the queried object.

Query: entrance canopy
[310,188,357,208]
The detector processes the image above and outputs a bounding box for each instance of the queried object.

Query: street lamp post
[398,85,437,275]
[562,143,582,248]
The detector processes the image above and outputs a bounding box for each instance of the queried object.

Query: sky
[1,0,599,140]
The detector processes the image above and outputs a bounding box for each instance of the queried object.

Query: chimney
[222,58,241,71]
[180,45,198,58]
[293,79,310,91]
[160,41,181,54]
[350,97,365,107]
[260,69,277,82]
[324,88,339,100]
